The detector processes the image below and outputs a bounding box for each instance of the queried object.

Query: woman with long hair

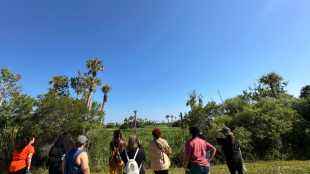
[213,127,243,174]
[47,133,74,174]
[62,135,90,174]
[9,136,35,174]
[148,128,171,174]
[121,135,146,174]
[109,130,127,174]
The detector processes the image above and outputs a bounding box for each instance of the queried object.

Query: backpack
[109,141,122,167]
[124,149,142,174]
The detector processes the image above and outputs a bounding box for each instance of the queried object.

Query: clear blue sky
[1,0,310,124]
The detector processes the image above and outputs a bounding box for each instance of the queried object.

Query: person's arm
[213,129,222,140]
[121,137,127,147]
[238,147,243,161]
[164,140,171,155]
[26,153,33,171]
[80,152,90,174]
[207,147,216,162]
[185,156,190,174]
[62,154,66,173]
[184,142,190,174]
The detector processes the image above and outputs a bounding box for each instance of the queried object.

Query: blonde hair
[127,135,138,152]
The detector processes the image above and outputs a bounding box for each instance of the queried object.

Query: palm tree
[259,72,283,99]
[48,75,69,95]
[186,90,197,110]
[101,84,112,111]
[129,116,134,130]
[171,115,174,122]
[85,76,102,111]
[124,118,128,125]
[85,58,105,77]
[165,115,170,123]
[175,116,177,121]
[133,110,137,134]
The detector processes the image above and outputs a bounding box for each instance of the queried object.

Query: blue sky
[1,0,310,124]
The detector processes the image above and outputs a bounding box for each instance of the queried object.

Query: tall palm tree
[101,84,112,111]
[175,116,177,121]
[48,75,69,95]
[259,72,283,99]
[165,115,170,123]
[171,115,174,122]
[124,118,128,124]
[85,76,102,111]
[85,58,105,77]
[186,90,197,110]
[133,110,137,134]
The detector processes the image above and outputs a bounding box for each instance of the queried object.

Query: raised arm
[213,129,222,140]
[80,152,90,174]
[121,137,127,147]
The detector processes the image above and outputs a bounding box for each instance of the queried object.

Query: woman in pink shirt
[185,126,216,174]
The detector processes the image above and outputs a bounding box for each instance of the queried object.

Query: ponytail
[228,135,235,144]
[75,142,83,153]
[17,136,34,153]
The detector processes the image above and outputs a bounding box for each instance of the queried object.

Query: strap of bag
[133,148,140,160]
[154,140,168,164]
[125,149,130,161]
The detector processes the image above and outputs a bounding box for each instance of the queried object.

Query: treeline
[184,72,310,163]
[1,65,310,172]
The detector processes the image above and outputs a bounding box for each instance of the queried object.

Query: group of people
[9,126,244,174]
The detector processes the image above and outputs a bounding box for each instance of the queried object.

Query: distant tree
[186,90,197,110]
[300,85,310,99]
[171,115,174,122]
[259,72,286,99]
[165,115,170,123]
[129,116,134,130]
[48,75,69,96]
[124,118,128,124]
[133,110,137,134]
[0,68,22,108]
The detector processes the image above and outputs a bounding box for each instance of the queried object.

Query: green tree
[186,90,197,110]
[85,58,105,77]
[299,85,310,99]
[0,68,22,107]
[259,72,286,99]
[48,75,69,96]
[101,84,112,112]
[170,115,174,122]
[70,70,90,99]
[129,116,134,130]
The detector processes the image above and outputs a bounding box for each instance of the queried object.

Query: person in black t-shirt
[121,135,146,174]
[213,127,243,174]
[47,133,74,174]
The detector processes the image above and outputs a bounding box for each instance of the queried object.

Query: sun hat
[221,127,233,135]
[77,135,88,144]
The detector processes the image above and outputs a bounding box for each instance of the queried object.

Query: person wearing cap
[213,127,243,174]
[185,126,216,174]
[62,135,90,174]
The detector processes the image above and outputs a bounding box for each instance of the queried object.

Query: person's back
[217,137,241,161]
[64,148,84,174]
[62,135,90,174]
[48,146,66,174]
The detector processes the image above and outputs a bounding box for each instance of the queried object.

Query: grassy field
[28,160,310,174]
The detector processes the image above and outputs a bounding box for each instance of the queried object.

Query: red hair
[152,128,162,139]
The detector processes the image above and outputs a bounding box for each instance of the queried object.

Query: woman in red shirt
[9,136,35,174]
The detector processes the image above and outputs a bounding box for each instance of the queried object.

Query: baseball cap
[77,135,88,144]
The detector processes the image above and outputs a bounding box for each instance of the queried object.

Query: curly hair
[189,126,200,138]
[152,128,162,139]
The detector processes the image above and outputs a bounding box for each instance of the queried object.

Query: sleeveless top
[64,148,84,174]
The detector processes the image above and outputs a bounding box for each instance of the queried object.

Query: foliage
[299,85,310,99]
[48,75,70,96]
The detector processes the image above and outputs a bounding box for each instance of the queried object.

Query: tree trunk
[102,100,106,111]
[180,112,184,136]
[270,83,278,99]
[134,116,137,134]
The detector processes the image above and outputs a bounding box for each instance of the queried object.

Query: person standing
[121,135,146,174]
[9,136,35,174]
[109,130,127,174]
[213,127,243,174]
[47,133,74,174]
[63,135,90,174]
[148,128,171,174]
[185,126,216,174]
